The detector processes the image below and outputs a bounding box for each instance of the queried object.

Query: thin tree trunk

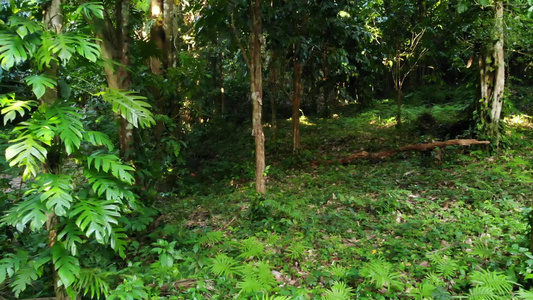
[250,0,266,194]
[491,0,505,128]
[268,52,278,142]
[292,59,302,154]
[42,1,72,299]
[219,50,226,115]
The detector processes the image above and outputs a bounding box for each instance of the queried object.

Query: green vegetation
[0,0,532,299]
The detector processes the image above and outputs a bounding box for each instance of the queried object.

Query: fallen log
[340,139,490,164]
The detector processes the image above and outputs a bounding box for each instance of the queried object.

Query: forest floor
[151,99,533,299]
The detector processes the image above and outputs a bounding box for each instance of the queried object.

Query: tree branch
[230,12,251,70]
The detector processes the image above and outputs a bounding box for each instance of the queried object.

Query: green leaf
[1,192,48,231]
[87,153,135,184]
[76,38,100,62]
[75,268,111,299]
[109,228,128,259]
[6,135,48,179]
[46,104,84,155]
[37,174,73,216]
[70,200,121,243]
[211,254,238,277]
[98,89,155,128]
[479,0,491,7]
[52,243,80,289]
[84,131,114,151]
[49,33,78,64]
[0,94,38,125]
[0,33,28,70]
[84,169,137,206]
[11,265,39,298]
[58,223,84,256]
[35,32,57,70]
[75,2,105,20]
[9,16,42,39]
[24,74,57,99]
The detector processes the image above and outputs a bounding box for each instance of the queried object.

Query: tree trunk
[95,0,133,159]
[292,59,302,154]
[396,88,402,127]
[478,0,505,145]
[250,0,266,194]
[268,53,278,142]
[42,1,72,299]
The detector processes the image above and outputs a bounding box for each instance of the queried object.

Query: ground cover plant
[0,0,532,299]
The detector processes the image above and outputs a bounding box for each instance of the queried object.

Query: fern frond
[466,286,499,300]
[98,88,155,128]
[469,269,514,296]
[517,289,533,299]
[237,276,264,294]
[360,257,404,290]
[255,295,290,300]
[238,237,265,259]
[198,231,224,247]
[75,268,111,299]
[323,281,355,300]
[0,94,38,125]
[211,253,238,277]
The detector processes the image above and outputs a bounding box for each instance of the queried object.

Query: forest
[0,0,533,299]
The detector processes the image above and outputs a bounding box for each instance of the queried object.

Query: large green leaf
[0,33,28,70]
[58,223,84,256]
[0,94,38,125]
[99,89,155,128]
[70,200,121,243]
[1,193,48,232]
[49,33,78,64]
[110,227,127,259]
[5,135,48,179]
[76,38,100,62]
[83,131,114,151]
[75,2,104,20]
[11,265,39,298]
[52,243,80,289]
[46,104,84,155]
[35,32,56,70]
[84,169,136,204]
[9,16,42,39]
[24,74,57,99]
[87,153,135,184]
[37,174,73,216]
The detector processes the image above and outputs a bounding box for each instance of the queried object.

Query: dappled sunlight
[505,114,533,128]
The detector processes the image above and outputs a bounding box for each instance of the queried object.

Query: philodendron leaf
[52,243,80,289]
[24,74,57,99]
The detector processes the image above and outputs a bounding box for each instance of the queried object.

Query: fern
[211,253,238,277]
[409,280,437,299]
[98,88,155,128]
[328,264,348,279]
[323,281,355,300]
[360,257,404,290]
[198,231,224,247]
[0,32,28,70]
[285,241,307,261]
[469,269,514,297]
[239,237,265,259]
[37,173,73,216]
[0,94,38,125]
[471,240,493,259]
[87,153,135,184]
[517,289,533,299]
[427,253,459,279]
[256,295,290,300]
[74,268,111,299]
[236,261,276,294]
[466,286,499,300]
[70,199,121,243]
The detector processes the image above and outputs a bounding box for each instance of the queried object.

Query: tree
[0,2,154,298]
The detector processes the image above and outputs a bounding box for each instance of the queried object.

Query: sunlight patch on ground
[505,114,533,128]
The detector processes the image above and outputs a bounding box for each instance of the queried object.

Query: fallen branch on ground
[340,139,490,164]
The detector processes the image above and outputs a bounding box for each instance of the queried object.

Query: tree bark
[250,0,266,194]
[478,0,505,145]
[292,59,302,154]
[95,0,133,159]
